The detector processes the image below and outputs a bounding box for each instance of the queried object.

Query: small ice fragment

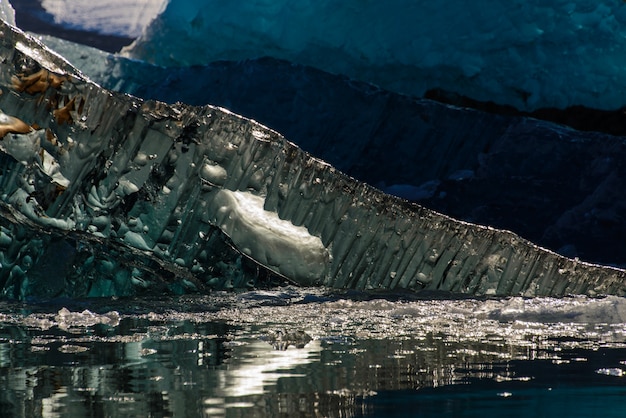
[596,368,624,377]
[58,344,89,353]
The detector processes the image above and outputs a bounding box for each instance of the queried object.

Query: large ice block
[0,20,625,299]
[122,0,626,111]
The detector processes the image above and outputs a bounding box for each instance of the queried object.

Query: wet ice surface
[2,288,626,417]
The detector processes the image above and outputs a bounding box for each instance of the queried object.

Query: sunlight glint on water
[1,289,626,416]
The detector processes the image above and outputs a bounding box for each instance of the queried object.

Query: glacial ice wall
[123,0,626,111]
[0,21,626,299]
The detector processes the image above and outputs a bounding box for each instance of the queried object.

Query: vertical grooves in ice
[0,21,625,297]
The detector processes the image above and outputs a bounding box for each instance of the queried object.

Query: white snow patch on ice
[208,189,329,284]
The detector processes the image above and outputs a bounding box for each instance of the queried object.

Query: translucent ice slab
[0,21,624,299]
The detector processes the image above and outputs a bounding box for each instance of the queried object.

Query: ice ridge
[36,35,626,267]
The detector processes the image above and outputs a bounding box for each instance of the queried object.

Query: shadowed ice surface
[121,0,626,111]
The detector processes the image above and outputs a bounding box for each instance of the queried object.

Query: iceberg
[122,0,626,111]
[36,35,626,267]
[0,20,626,300]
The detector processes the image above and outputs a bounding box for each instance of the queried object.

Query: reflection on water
[1,288,626,417]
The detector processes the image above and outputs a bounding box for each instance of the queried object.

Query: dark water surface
[1,288,626,417]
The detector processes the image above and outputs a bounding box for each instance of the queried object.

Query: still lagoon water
[1,288,626,417]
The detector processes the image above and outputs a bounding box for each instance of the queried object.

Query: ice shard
[0,20,626,299]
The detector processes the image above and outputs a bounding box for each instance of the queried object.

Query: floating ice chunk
[208,190,330,284]
[55,307,120,330]
[57,344,90,353]
[596,368,624,377]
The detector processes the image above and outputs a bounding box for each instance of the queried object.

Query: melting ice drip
[0,20,625,299]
